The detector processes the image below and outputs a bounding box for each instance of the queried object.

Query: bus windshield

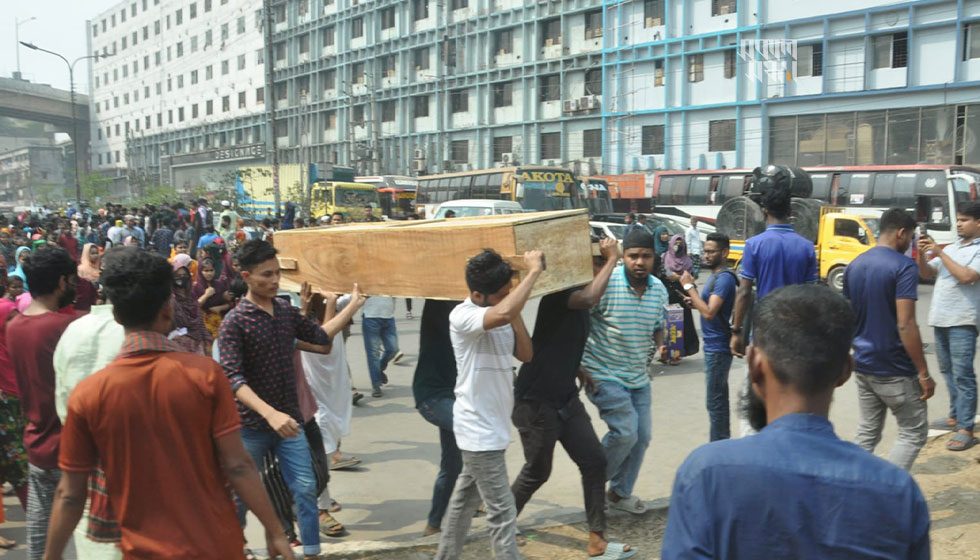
[516,169,578,211]
[334,187,379,207]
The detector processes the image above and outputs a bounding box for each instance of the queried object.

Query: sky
[0,0,120,94]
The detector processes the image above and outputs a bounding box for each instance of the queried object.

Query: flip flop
[591,542,637,559]
[947,432,978,452]
[0,536,16,550]
[319,512,347,537]
[609,495,647,515]
[330,456,362,470]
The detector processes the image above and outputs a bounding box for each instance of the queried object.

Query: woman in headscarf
[659,234,699,364]
[9,247,30,292]
[74,243,101,313]
[652,226,671,258]
[192,257,232,339]
[171,253,212,355]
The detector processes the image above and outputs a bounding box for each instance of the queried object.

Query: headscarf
[10,247,30,290]
[652,226,670,256]
[171,254,211,344]
[78,243,101,282]
[664,234,693,274]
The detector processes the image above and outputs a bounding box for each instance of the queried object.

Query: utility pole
[368,74,382,174]
[263,0,281,217]
[344,81,356,168]
[14,17,36,79]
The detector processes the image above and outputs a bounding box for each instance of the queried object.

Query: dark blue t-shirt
[699,270,737,354]
[739,224,818,299]
[843,246,918,377]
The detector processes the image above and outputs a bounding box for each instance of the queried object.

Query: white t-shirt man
[449,298,515,452]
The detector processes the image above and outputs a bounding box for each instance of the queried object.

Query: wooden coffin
[272,209,593,300]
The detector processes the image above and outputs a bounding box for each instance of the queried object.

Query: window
[584,10,602,39]
[167,110,173,124]
[352,62,365,84]
[352,17,364,38]
[585,68,602,95]
[222,95,230,112]
[641,125,664,154]
[712,0,736,16]
[451,89,468,112]
[542,19,561,47]
[496,29,514,55]
[709,119,736,151]
[256,48,265,64]
[540,132,561,160]
[493,136,513,162]
[413,0,429,21]
[221,23,229,41]
[191,70,198,84]
[192,104,199,118]
[382,55,396,76]
[191,36,198,52]
[238,16,246,34]
[176,8,182,24]
[643,0,664,27]
[381,7,395,29]
[723,49,736,79]
[205,0,211,11]
[540,74,561,102]
[964,23,980,60]
[326,112,337,129]
[176,42,184,57]
[145,115,151,129]
[451,0,468,9]
[654,59,665,86]
[205,65,213,80]
[190,3,197,18]
[239,91,247,108]
[178,107,185,122]
[583,129,602,157]
[298,0,309,18]
[323,69,336,90]
[256,87,265,103]
[323,26,335,47]
[451,140,469,162]
[299,34,310,56]
[413,95,429,117]
[873,33,907,69]
[493,82,513,107]
[797,44,823,77]
[176,75,184,88]
[414,47,430,70]
[381,100,396,122]
[222,60,230,75]
[688,54,704,82]
[143,25,149,40]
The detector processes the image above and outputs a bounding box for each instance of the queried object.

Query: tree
[80,173,112,204]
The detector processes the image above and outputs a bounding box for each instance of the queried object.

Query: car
[590,221,629,242]
[432,199,525,219]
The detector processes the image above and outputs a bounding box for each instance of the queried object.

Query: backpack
[704,269,739,336]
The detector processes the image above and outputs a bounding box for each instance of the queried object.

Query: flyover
[0,76,90,174]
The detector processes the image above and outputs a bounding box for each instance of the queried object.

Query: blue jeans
[934,326,978,432]
[587,380,651,499]
[238,429,321,556]
[704,352,734,441]
[363,317,399,388]
[418,396,463,529]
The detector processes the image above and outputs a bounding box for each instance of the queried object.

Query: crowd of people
[0,162,974,560]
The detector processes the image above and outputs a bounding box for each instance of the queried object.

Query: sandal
[0,536,16,549]
[330,455,362,470]
[947,432,978,452]
[319,511,347,537]
[608,494,647,515]
[591,542,637,559]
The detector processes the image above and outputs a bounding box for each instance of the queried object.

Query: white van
[432,199,524,219]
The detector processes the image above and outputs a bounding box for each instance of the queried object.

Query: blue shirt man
[739,223,818,299]
[663,284,931,560]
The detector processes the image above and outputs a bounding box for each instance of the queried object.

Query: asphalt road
[0,285,968,558]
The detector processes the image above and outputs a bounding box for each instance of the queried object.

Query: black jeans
[511,398,607,533]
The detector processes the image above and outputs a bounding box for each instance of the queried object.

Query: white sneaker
[392,351,404,364]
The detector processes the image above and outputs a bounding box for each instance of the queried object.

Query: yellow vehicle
[310,181,382,221]
[728,207,876,292]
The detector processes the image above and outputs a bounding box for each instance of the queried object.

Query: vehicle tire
[789,198,823,243]
[716,196,766,241]
[827,266,846,293]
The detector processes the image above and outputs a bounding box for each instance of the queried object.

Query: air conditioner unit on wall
[413,148,425,159]
[562,99,579,113]
[414,159,426,172]
[501,152,513,164]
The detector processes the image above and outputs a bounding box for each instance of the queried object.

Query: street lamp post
[19,41,110,207]
[14,17,37,78]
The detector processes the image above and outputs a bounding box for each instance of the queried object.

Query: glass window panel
[797,115,826,166]
[856,110,886,165]
[770,116,797,165]
[824,112,855,165]
[886,108,921,164]
[920,106,956,164]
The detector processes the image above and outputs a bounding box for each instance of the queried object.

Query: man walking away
[680,233,737,441]
[6,247,77,560]
[846,208,935,469]
[218,239,333,560]
[413,299,463,536]
[685,217,703,278]
[362,296,402,398]
[512,238,635,559]
[581,229,668,516]
[435,249,544,560]
[45,247,294,560]
[918,200,980,452]
[662,285,930,559]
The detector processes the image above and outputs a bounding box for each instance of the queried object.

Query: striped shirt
[582,265,669,389]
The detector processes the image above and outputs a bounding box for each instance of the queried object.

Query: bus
[652,165,980,245]
[579,177,614,215]
[355,175,419,219]
[309,181,382,222]
[414,166,584,217]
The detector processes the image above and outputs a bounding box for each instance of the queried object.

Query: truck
[235,163,381,221]
[727,207,876,292]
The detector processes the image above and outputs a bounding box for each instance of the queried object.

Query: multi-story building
[86,0,268,194]
[268,0,980,176]
[0,146,68,206]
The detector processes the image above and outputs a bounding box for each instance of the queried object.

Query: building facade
[88,0,980,191]
[86,0,268,194]
[0,146,68,206]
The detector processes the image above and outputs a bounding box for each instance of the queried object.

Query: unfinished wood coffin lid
[272,209,593,300]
